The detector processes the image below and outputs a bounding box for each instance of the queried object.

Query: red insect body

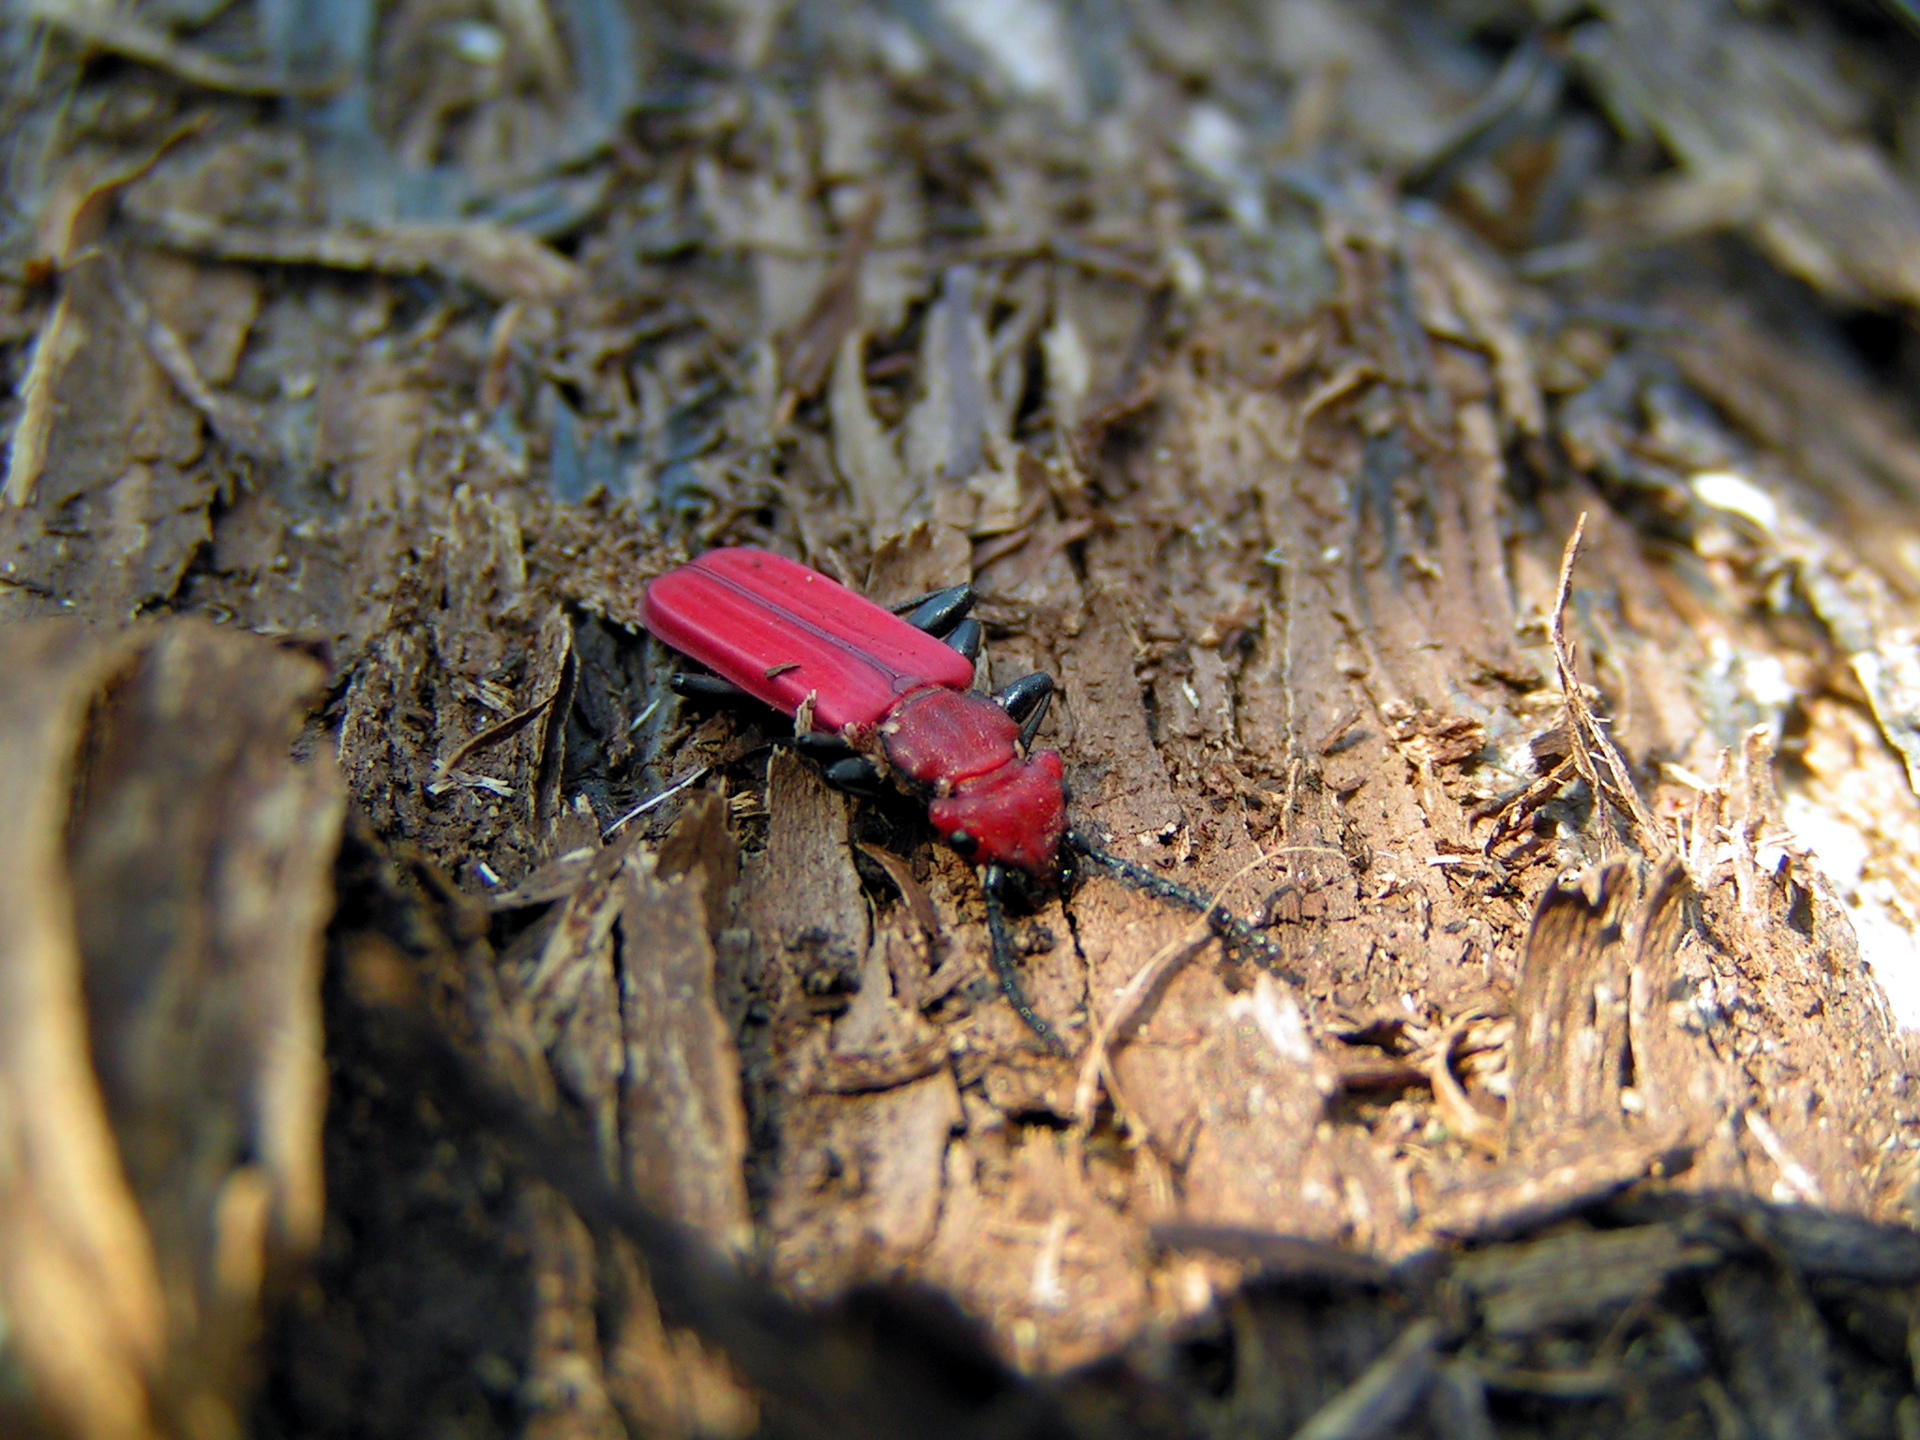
[640,548,1066,876]
[641,547,973,731]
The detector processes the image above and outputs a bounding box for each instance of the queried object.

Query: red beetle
[643,547,1066,875]
[640,546,1274,1051]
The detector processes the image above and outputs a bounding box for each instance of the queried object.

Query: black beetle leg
[942,617,983,663]
[982,866,1067,1055]
[670,672,752,705]
[897,584,976,638]
[822,756,885,797]
[795,731,855,763]
[995,672,1055,747]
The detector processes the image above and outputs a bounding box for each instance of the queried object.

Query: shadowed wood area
[12,1,1920,1438]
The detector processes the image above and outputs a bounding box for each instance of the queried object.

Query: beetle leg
[897,584,976,637]
[670,672,751,704]
[942,617,983,663]
[794,731,855,763]
[822,756,885,796]
[981,866,1067,1055]
[994,672,1054,746]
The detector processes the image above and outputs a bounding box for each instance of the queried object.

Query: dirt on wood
[13,2,1920,1438]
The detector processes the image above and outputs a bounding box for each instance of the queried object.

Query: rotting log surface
[9,1,1920,1438]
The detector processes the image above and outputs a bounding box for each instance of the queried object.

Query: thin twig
[1549,515,1666,855]
[1419,1015,1504,1157]
[4,292,81,507]
[601,766,711,840]
[100,246,270,460]
[1481,754,1578,847]
[428,684,567,794]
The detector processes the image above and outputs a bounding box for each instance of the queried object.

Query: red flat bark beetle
[640,546,1277,1052]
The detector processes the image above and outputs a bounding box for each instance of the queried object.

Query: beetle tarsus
[898,584,976,637]
[896,584,980,659]
[1064,831,1282,971]
[795,732,855,763]
[995,673,1054,746]
[982,866,1069,1056]
[943,617,984,663]
[671,672,751,704]
[822,756,884,795]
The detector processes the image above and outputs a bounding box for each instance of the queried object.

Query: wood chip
[135,208,582,304]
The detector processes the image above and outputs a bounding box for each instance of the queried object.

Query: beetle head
[928,751,1066,877]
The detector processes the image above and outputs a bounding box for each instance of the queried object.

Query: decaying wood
[0,621,339,1440]
[15,0,1920,1436]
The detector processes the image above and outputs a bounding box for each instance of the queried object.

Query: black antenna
[1064,830,1282,972]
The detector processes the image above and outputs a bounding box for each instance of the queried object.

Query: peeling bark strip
[1427,858,1708,1239]
[618,861,752,1255]
[1623,860,1725,1143]
[516,792,751,1250]
[0,249,225,618]
[742,750,866,950]
[0,621,339,1440]
[1510,860,1639,1148]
